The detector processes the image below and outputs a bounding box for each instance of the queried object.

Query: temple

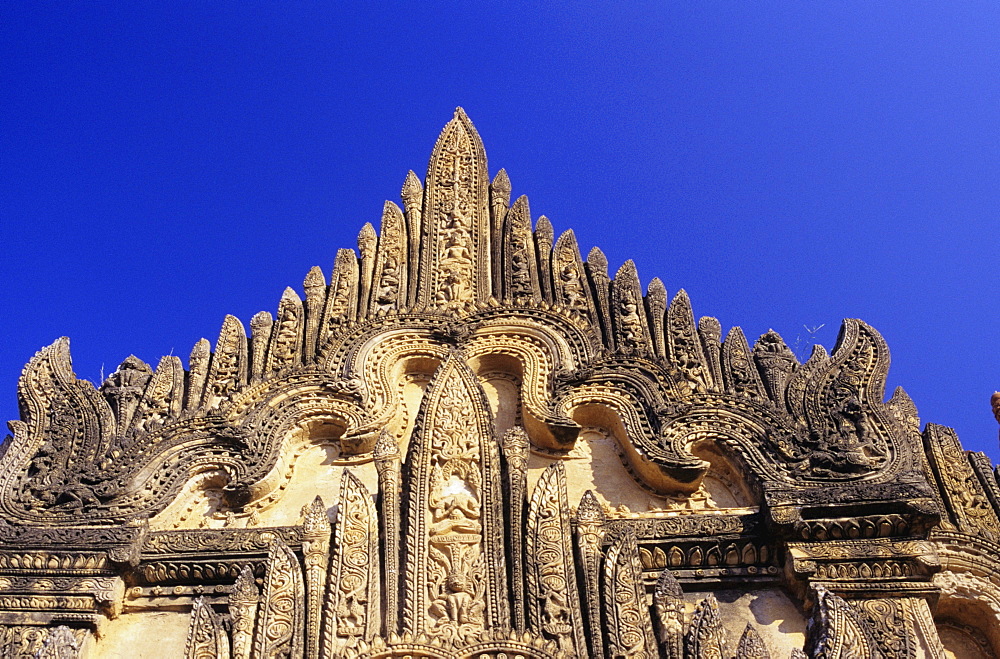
[2,109,1000,658]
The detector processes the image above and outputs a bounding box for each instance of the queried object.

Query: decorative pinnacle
[401,170,422,206]
[301,495,330,536]
[357,222,377,257]
[280,286,301,305]
[576,490,605,523]
[231,565,259,602]
[373,429,400,461]
[992,392,1000,425]
[491,168,511,205]
[587,246,608,275]
[304,266,326,291]
[647,277,666,307]
[654,567,683,601]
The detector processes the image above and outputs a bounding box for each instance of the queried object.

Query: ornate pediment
[1,109,997,658]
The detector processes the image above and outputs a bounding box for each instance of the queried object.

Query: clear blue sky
[3,4,999,457]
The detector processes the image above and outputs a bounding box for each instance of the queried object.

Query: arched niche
[933,571,1000,659]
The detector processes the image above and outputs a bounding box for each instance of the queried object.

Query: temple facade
[2,109,1000,658]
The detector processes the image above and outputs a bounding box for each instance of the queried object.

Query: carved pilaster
[502,426,530,631]
[184,596,230,659]
[603,530,656,658]
[400,353,509,639]
[526,463,586,656]
[373,430,402,636]
[805,587,885,659]
[652,568,683,659]
[301,496,331,659]
[228,566,259,659]
[322,470,379,656]
[35,626,81,659]
[253,539,304,659]
[574,490,606,659]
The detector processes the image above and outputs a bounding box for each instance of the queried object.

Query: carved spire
[551,230,594,324]
[204,315,247,409]
[401,170,423,307]
[646,277,668,358]
[737,623,770,658]
[503,195,542,304]
[584,247,613,348]
[753,329,797,405]
[698,316,724,391]
[248,310,272,381]
[303,265,326,359]
[535,215,554,303]
[357,222,378,313]
[490,168,511,299]
[685,594,728,658]
[722,326,767,399]
[254,540,304,658]
[666,290,709,391]
[266,287,303,374]
[184,596,229,659]
[229,565,259,659]
[612,260,652,354]
[805,587,885,659]
[371,201,408,313]
[323,470,380,654]
[186,337,211,410]
[417,108,491,312]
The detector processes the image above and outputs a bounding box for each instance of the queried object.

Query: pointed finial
[189,338,211,365]
[535,215,553,243]
[300,495,329,536]
[280,286,301,304]
[654,567,683,600]
[992,392,1000,424]
[491,168,511,205]
[401,170,422,208]
[373,429,400,461]
[304,266,325,291]
[576,490,605,523]
[357,222,377,258]
[587,246,608,274]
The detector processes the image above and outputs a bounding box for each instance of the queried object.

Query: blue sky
[3,4,999,457]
